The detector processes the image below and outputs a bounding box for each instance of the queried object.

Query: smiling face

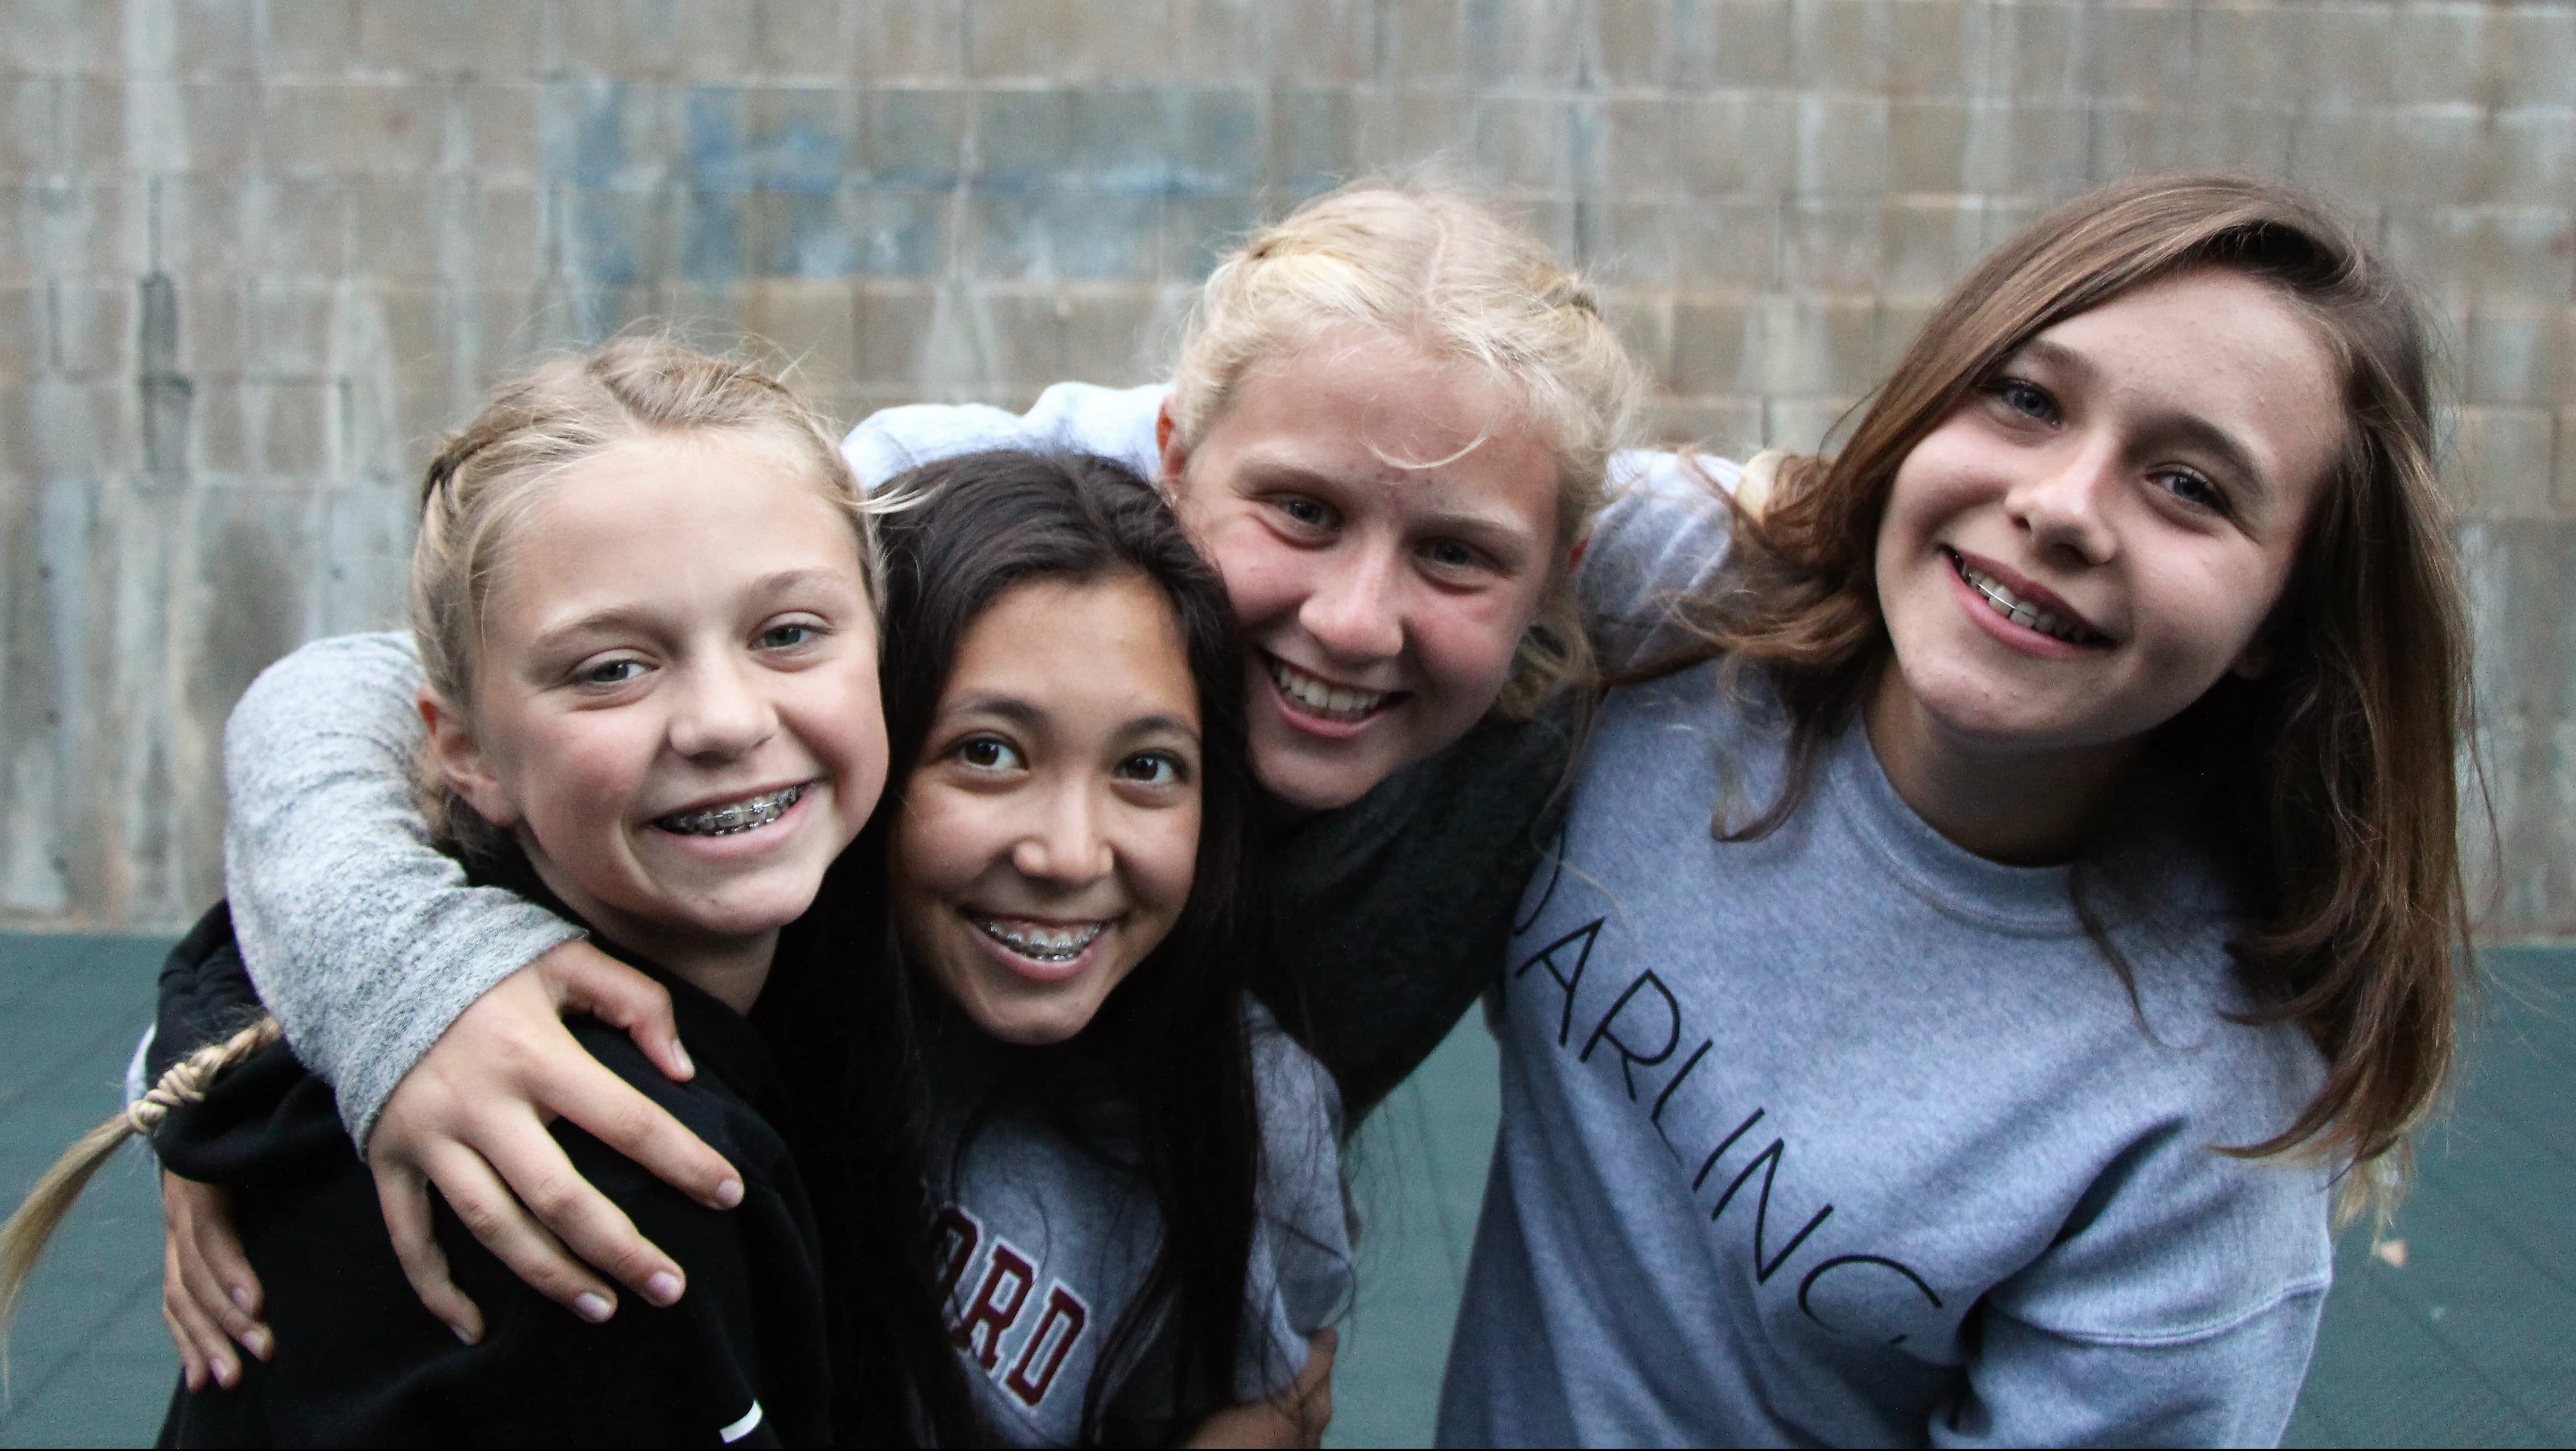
[426,430,886,984]
[1159,327,1562,812]
[890,573,1204,1045]
[1872,267,2346,768]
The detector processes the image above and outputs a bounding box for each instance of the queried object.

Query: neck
[523,853,778,1014]
[1860,662,2139,867]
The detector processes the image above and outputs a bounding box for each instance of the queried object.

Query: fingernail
[243,1327,272,1360]
[671,1043,695,1077]
[715,1177,743,1208]
[645,1271,681,1305]
[449,1320,479,1346]
[228,1286,255,1313]
[573,1292,613,1324]
[212,1355,236,1386]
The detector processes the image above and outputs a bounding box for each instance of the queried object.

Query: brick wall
[3,0,2571,932]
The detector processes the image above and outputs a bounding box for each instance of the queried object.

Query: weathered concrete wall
[3,0,2571,932]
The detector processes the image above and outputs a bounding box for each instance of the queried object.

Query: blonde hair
[1169,181,1645,718]
[1,1017,285,1376]
[408,335,878,851]
[1,339,880,1357]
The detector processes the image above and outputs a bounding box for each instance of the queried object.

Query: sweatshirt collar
[1821,722,2085,937]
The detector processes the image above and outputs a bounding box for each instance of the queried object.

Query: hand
[1184,1328,1337,1448]
[161,1172,271,1390]
[366,940,743,1342]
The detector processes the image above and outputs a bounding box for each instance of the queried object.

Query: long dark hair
[1652,173,2472,1210]
[865,448,1271,1441]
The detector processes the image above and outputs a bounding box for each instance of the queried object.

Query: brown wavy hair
[1657,173,2474,1208]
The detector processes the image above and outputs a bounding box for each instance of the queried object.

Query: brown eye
[956,737,1024,771]
[1114,751,1187,787]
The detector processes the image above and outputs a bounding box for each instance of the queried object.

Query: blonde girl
[8,338,969,1443]
[1441,173,2470,1445]
[161,180,1719,1357]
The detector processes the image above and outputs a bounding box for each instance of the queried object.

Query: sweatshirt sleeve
[1934,1076,2335,1449]
[1578,451,1741,674]
[1931,1292,2325,1448]
[223,631,584,1145]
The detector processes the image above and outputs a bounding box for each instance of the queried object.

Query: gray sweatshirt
[1436,663,2334,1446]
[219,382,1740,1142]
[927,1003,1350,1445]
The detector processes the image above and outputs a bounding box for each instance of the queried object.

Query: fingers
[371,1161,485,1345]
[471,1087,690,1309]
[163,1238,226,1392]
[161,1173,267,1384]
[1294,1329,1337,1446]
[540,1049,741,1214]
[174,1182,272,1359]
[533,940,693,1083]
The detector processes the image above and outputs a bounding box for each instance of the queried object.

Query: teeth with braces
[655,784,804,836]
[1948,552,2105,646]
[970,916,1109,964]
[1269,658,1390,722]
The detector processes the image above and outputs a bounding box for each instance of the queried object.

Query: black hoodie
[150,889,832,1448]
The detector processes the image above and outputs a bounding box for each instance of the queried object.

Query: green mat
[3,937,2567,1447]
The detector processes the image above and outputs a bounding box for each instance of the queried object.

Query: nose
[667,652,778,761]
[1011,779,1115,885]
[1297,538,1407,664]
[2005,444,2121,567]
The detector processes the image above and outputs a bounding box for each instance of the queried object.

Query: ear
[418,685,521,830]
[1566,534,1588,573]
[1154,395,1189,493]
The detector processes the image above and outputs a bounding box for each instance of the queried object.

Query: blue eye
[580,659,644,687]
[1275,497,1335,531]
[2156,468,2228,513]
[1987,376,2060,424]
[1423,539,1481,571]
[758,622,822,650]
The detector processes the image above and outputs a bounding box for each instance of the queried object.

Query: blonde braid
[1,1016,283,1382]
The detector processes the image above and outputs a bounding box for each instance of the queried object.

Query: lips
[968,914,1111,964]
[1944,549,2109,647]
[652,783,805,836]
[1266,655,1401,724]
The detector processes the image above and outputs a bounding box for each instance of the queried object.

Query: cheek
[507,715,649,835]
[892,789,992,901]
[1409,589,1532,699]
[1200,519,1310,631]
[1133,804,1202,923]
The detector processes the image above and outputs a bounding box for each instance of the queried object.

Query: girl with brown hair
[1439,173,2473,1445]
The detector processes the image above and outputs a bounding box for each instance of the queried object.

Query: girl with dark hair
[861,449,1346,1445]
[1440,173,2476,1445]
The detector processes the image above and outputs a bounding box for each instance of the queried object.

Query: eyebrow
[1233,456,1543,547]
[941,692,1202,746]
[527,568,860,651]
[2011,338,2274,503]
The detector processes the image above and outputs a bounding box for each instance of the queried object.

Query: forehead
[1215,328,1560,519]
[488,431,866,618]
[2027,269,2347,496]
[946,574,1198,720]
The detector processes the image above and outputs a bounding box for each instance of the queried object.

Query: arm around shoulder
[223,631,584,1142]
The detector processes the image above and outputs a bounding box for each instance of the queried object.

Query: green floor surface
[3,937,2569,1447]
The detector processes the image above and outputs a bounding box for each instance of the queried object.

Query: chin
[965,993,1098,1047]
